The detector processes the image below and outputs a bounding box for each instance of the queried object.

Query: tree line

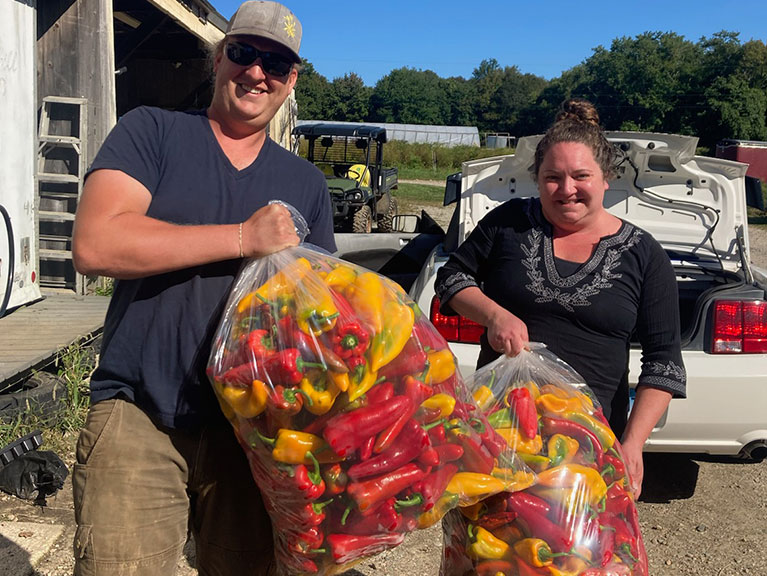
[294,31,767,152]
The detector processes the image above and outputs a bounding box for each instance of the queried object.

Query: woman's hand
[487,307,529,356]
[621,386,673,499]
[619,439,645,498]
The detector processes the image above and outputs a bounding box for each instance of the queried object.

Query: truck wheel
[352,205,373,233]
[377,197,398,233]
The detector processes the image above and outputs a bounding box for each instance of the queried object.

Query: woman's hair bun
[556,98,600,127]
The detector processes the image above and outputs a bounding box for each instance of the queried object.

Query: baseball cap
[226,1,302,63]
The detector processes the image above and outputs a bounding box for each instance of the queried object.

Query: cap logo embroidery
[283,14,296,39]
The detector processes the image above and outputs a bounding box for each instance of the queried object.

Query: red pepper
[378,337,428,379]
[602,514,640,565]
[359,435,376,461]
[347,419,430,480]
[342,500,398,534]
[433,444,464,463]
[244,328,276,362]
[286,526,324,555]
[296,498,334,528]
[476,560,515,576]
[374,377,433,453]
[411,463,458,511]
[267,385,306,416]
[602,453,627,485]
[276,315,348,373]
[220,362,263,386]
[507,387,538,439]
[346,463,426,513]
[428,422,447,445]
[412,320,447,351]
[322,463,348,496]
[541,416,604,467]
[323,395,412,457]
[331,320,370,358]
[280,554,318,574]
[507,492,574,553]
[604,482,632,517]
[450,422,495,474]
[417,446,440,467]
[293,453,326,501]
[477,511,518,531]
[366,381,395,404]
[470,416,508,459]
[515,558,551,576]
[326,532,405,564]
[597,522,616,566]
[264,348,324,386]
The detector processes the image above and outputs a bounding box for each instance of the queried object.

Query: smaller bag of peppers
[207,231,533,575]
[441,343,648,576]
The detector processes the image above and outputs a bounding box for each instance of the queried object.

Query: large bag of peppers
[206,240,536,575]
[441,344,648,576]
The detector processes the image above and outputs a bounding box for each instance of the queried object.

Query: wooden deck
[0,291,110,389]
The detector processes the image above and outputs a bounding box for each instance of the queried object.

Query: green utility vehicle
[292,123,398,233]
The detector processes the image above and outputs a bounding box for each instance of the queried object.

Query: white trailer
[0,0,41,316]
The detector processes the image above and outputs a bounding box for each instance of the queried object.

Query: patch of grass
[394,182,445,205]
[0,340,96,455]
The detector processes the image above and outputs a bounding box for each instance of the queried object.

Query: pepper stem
[394,494,424,509]
[305,451,322,485]
[341,503,353,526]
[253,430,275,448]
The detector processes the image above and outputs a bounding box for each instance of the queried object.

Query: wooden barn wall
[37,0,116,166]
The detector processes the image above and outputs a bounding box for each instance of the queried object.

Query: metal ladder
[36,96,88,294]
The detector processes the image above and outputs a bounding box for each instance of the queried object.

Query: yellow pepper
[327,370,350,393]
[264,429,343,465]
[344,272,386,334]
[539,384,593,411]
[513,538,559,567]
[422,348,456,385]
[532,463,608,510]
[347,361,382,402]
[420,393,456,420]
[446,472,506,505]
[547,434,579,467]
[299,372,340,415]
[295,270,339,335]
[490,468,536,492]
[215,379,268,419]
[467,525,510,560]
[472,385,496,411]
[416,492,459,528]
[368,298,415,371]
[536,393,588,415]
[323,264,357,290]
[494,427,543,454]
[237,257,311,314]
[562,410,616,450]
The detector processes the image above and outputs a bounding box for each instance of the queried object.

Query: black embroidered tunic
[435,198,686,435]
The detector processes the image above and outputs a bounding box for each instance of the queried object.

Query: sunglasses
[225,41,294,77]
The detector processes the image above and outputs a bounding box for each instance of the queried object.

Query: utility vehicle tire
[352,205,373,233]
[377,196,398,233]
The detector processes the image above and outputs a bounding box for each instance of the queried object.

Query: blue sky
[211,0,767,86]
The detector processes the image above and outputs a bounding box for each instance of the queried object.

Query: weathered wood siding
[37,0,116,167]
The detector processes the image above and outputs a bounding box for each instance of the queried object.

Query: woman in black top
[435,99,686,497]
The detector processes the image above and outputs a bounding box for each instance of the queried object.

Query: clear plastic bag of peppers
[441,343,648,576]
[206,244,535,575]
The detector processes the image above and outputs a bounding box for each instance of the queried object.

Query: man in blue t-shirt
[71,2,333,574]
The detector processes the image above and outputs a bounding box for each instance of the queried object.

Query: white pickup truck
[335,132,767,461]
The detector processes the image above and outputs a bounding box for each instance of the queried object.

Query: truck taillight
[430,296,484,343]
[711,300,767,353]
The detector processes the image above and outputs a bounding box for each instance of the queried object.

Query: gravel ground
[2,208,765,576]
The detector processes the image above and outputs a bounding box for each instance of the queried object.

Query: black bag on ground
[0,450,69,500]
